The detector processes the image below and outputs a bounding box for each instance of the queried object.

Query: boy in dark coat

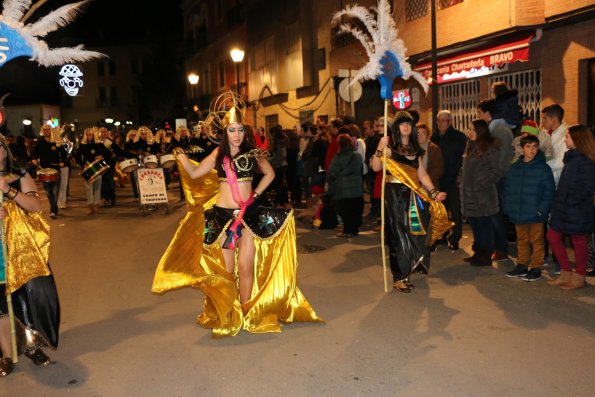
[503,135,555,281]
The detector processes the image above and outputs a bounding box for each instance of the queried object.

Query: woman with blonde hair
[75,128,110,215]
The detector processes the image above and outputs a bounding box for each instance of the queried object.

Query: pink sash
[222,156,254,249]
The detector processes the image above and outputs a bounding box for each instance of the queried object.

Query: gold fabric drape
[152,158,322,337]
[3,200,51,293]
[385,157,453,245]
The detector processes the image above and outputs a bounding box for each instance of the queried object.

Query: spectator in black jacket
[430,110,467,250]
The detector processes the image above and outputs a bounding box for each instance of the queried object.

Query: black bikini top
[216,154,256,182]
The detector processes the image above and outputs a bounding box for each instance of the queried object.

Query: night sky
[0,0,184,105]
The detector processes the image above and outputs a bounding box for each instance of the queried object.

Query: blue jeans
[43,179,60,214]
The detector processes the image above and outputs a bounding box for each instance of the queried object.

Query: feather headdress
[332,0,428,99]
[0,0,105,66]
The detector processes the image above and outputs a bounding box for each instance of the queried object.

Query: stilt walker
[333,0,443,291]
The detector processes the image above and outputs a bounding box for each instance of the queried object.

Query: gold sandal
[25,349,52,367]
[0,357,14,377]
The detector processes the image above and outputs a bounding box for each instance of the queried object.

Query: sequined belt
[385,175,402,184]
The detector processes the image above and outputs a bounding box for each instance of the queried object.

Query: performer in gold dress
[0,134,60,376]
[152,95,321,337]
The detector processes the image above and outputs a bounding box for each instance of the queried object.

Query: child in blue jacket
[503,134,555,281]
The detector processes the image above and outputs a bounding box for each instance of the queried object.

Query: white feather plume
[0,0,106,66]
[1,0,32,21]
[25,1,87,37]
[332,0,429,93]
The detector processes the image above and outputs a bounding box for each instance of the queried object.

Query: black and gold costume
[0,171,60,356]
[152,157,321,337]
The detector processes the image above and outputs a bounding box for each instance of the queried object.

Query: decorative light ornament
[59,64,84,96]
[392,89,412,110]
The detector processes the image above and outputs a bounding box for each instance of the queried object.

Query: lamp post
[187,72,199,100]
[230,48,245,95]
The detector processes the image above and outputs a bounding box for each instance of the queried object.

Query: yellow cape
[152,158,322,337]
[385,157,453,245]
[3,200,51,293]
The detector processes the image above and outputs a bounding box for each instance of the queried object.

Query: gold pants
[515,223,545,268]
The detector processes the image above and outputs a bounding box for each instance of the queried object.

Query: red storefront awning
[414,35,533,84]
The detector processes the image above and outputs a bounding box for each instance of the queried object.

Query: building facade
[394,0,595,130]
[182,0,595,132]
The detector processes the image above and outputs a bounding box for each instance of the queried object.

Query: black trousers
[101,168,116,204]
[384,183,430,281]
[335,196,364,234]
[442,183,462,244]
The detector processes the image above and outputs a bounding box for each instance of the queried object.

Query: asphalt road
[2,173,594,397]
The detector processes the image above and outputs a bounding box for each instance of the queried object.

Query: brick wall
[545,0,594,18]
[534,19,595,124]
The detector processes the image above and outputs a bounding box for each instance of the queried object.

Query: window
[108,60,116,76]
[265,114,279,133]
[439,79,481,133]
[110,86,119,106]
[97,61,105,76]
[97,86,107,107]
[406,0,428,22]
[299,110,314,125]
[218,61,225,88]
[97,86,119,107]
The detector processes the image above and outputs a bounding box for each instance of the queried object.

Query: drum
[159,153,176,169]
[37,168,59,183]
[142,154,159,168]
[81,158,110,183]
[119,158,139,173]
[186,145,205,161]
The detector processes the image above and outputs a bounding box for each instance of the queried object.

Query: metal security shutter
[489,69,542,123]
[439,79,480,133]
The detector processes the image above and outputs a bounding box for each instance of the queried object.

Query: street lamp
[187,73,199,85]
[230,48,245,94]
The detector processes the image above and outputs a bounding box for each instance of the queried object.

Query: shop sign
[415,35,532,84]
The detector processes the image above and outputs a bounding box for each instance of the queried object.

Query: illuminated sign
[59,64,84,96]
[414,36,532,84]
[392,89,412,110]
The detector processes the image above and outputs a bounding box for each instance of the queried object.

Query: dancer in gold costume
[0,134,60,376]
[152,94,321,337]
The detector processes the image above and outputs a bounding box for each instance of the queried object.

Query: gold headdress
[207,91,246,131]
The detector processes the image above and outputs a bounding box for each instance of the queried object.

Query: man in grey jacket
[477,99,514,261]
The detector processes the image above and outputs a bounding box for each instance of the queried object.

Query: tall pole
[431,0,438,132]
[236,63,241,95]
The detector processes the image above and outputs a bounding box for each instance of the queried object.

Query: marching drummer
[172,126,192,201]
[152,129,172,189]
[31,124,67,219]
[99,127,117,207]
[125,129,141,200]
[75,128,111,215]
[190,123,216,162]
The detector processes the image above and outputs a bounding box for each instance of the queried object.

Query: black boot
[470,247,492,267]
